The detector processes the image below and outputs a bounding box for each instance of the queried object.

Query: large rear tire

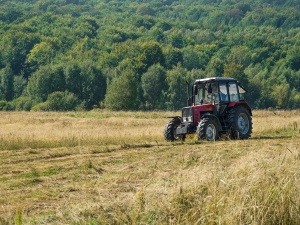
[164,119,186,142]
[226,106,252,139]
[197,118,219,141]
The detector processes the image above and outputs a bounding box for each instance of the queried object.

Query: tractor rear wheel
[197,118,219,141]
[226,106,252,139]
[164,119,186,142]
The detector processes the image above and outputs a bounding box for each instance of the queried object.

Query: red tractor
[164,77,252,141]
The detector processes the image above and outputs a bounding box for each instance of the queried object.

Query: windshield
[195,82,219,105]
[194,80,244,104]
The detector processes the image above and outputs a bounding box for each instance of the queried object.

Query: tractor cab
[193,77,246,107]
[164,77,252,142]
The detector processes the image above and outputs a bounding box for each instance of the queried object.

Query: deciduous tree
[141,64,167,110]
[105,69,139,111]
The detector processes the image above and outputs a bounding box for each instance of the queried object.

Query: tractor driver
[210,82,220,104]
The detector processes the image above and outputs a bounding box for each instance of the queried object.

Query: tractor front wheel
[164,119,186,142]
[226,106,252,139]
[197,118,219,141]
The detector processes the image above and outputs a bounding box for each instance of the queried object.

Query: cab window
[219,83,228,102]
[194,82,219,105]
[228,82,239,102]
[238,85,246,101]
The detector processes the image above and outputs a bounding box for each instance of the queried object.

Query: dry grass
[252,110,300,136]
[0,111,171,150]
[0,110,299,224]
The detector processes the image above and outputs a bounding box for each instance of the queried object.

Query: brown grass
[0,110,299,224]
[0,111,171,150]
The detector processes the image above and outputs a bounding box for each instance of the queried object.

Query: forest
[0,0,300,111]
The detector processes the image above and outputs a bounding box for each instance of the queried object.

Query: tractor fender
[167,116,182,126]
[228,102,252,115]
[201,114,222,131]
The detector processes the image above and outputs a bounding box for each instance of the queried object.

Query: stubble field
[0,110,299,224]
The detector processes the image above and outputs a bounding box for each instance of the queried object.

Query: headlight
[183,116,193,122]
[182,107,193,122]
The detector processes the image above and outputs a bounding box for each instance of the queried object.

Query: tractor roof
[194,77,237,84]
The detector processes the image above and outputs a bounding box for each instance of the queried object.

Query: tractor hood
[182,104,214,124]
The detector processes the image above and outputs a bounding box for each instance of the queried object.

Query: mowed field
[0,110,299,225]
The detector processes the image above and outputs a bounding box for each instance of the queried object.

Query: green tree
[191,30,217,45]
[13,96,34,111]
[80,62,106,110]
[289,89,300,109]
[166,64,188,110]
[13,75,27,99]
[254,78,278,109]
[27,65,65,102]
[164,47,183,70]
[47,91,79,111]
[285,70,300,92]
[182,47,202,71]
[137,41,165,73]
[272,83,290,109]
[0,5,23,23]
[133,17,156,30]
[105,69,139,111]
[0,30,40,76]
[246,78,262,109]
[206,56,224,77]
[141,64,167,110]
[136,4,156,16]
[286,46,300,71]
[64,62,83,98]
[26,38,61,67]
[0,0,300,111]
[0,64,14,101]
[75,16,99,38]
[168,30,184,48]
[149,28,164,42]
[226,46,251,69]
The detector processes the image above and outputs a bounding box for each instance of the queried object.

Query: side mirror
[193,85,198,95]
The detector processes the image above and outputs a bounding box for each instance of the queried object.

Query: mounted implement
[164,77,252,141]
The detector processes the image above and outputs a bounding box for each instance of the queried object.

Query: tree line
[0,0,300,111]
